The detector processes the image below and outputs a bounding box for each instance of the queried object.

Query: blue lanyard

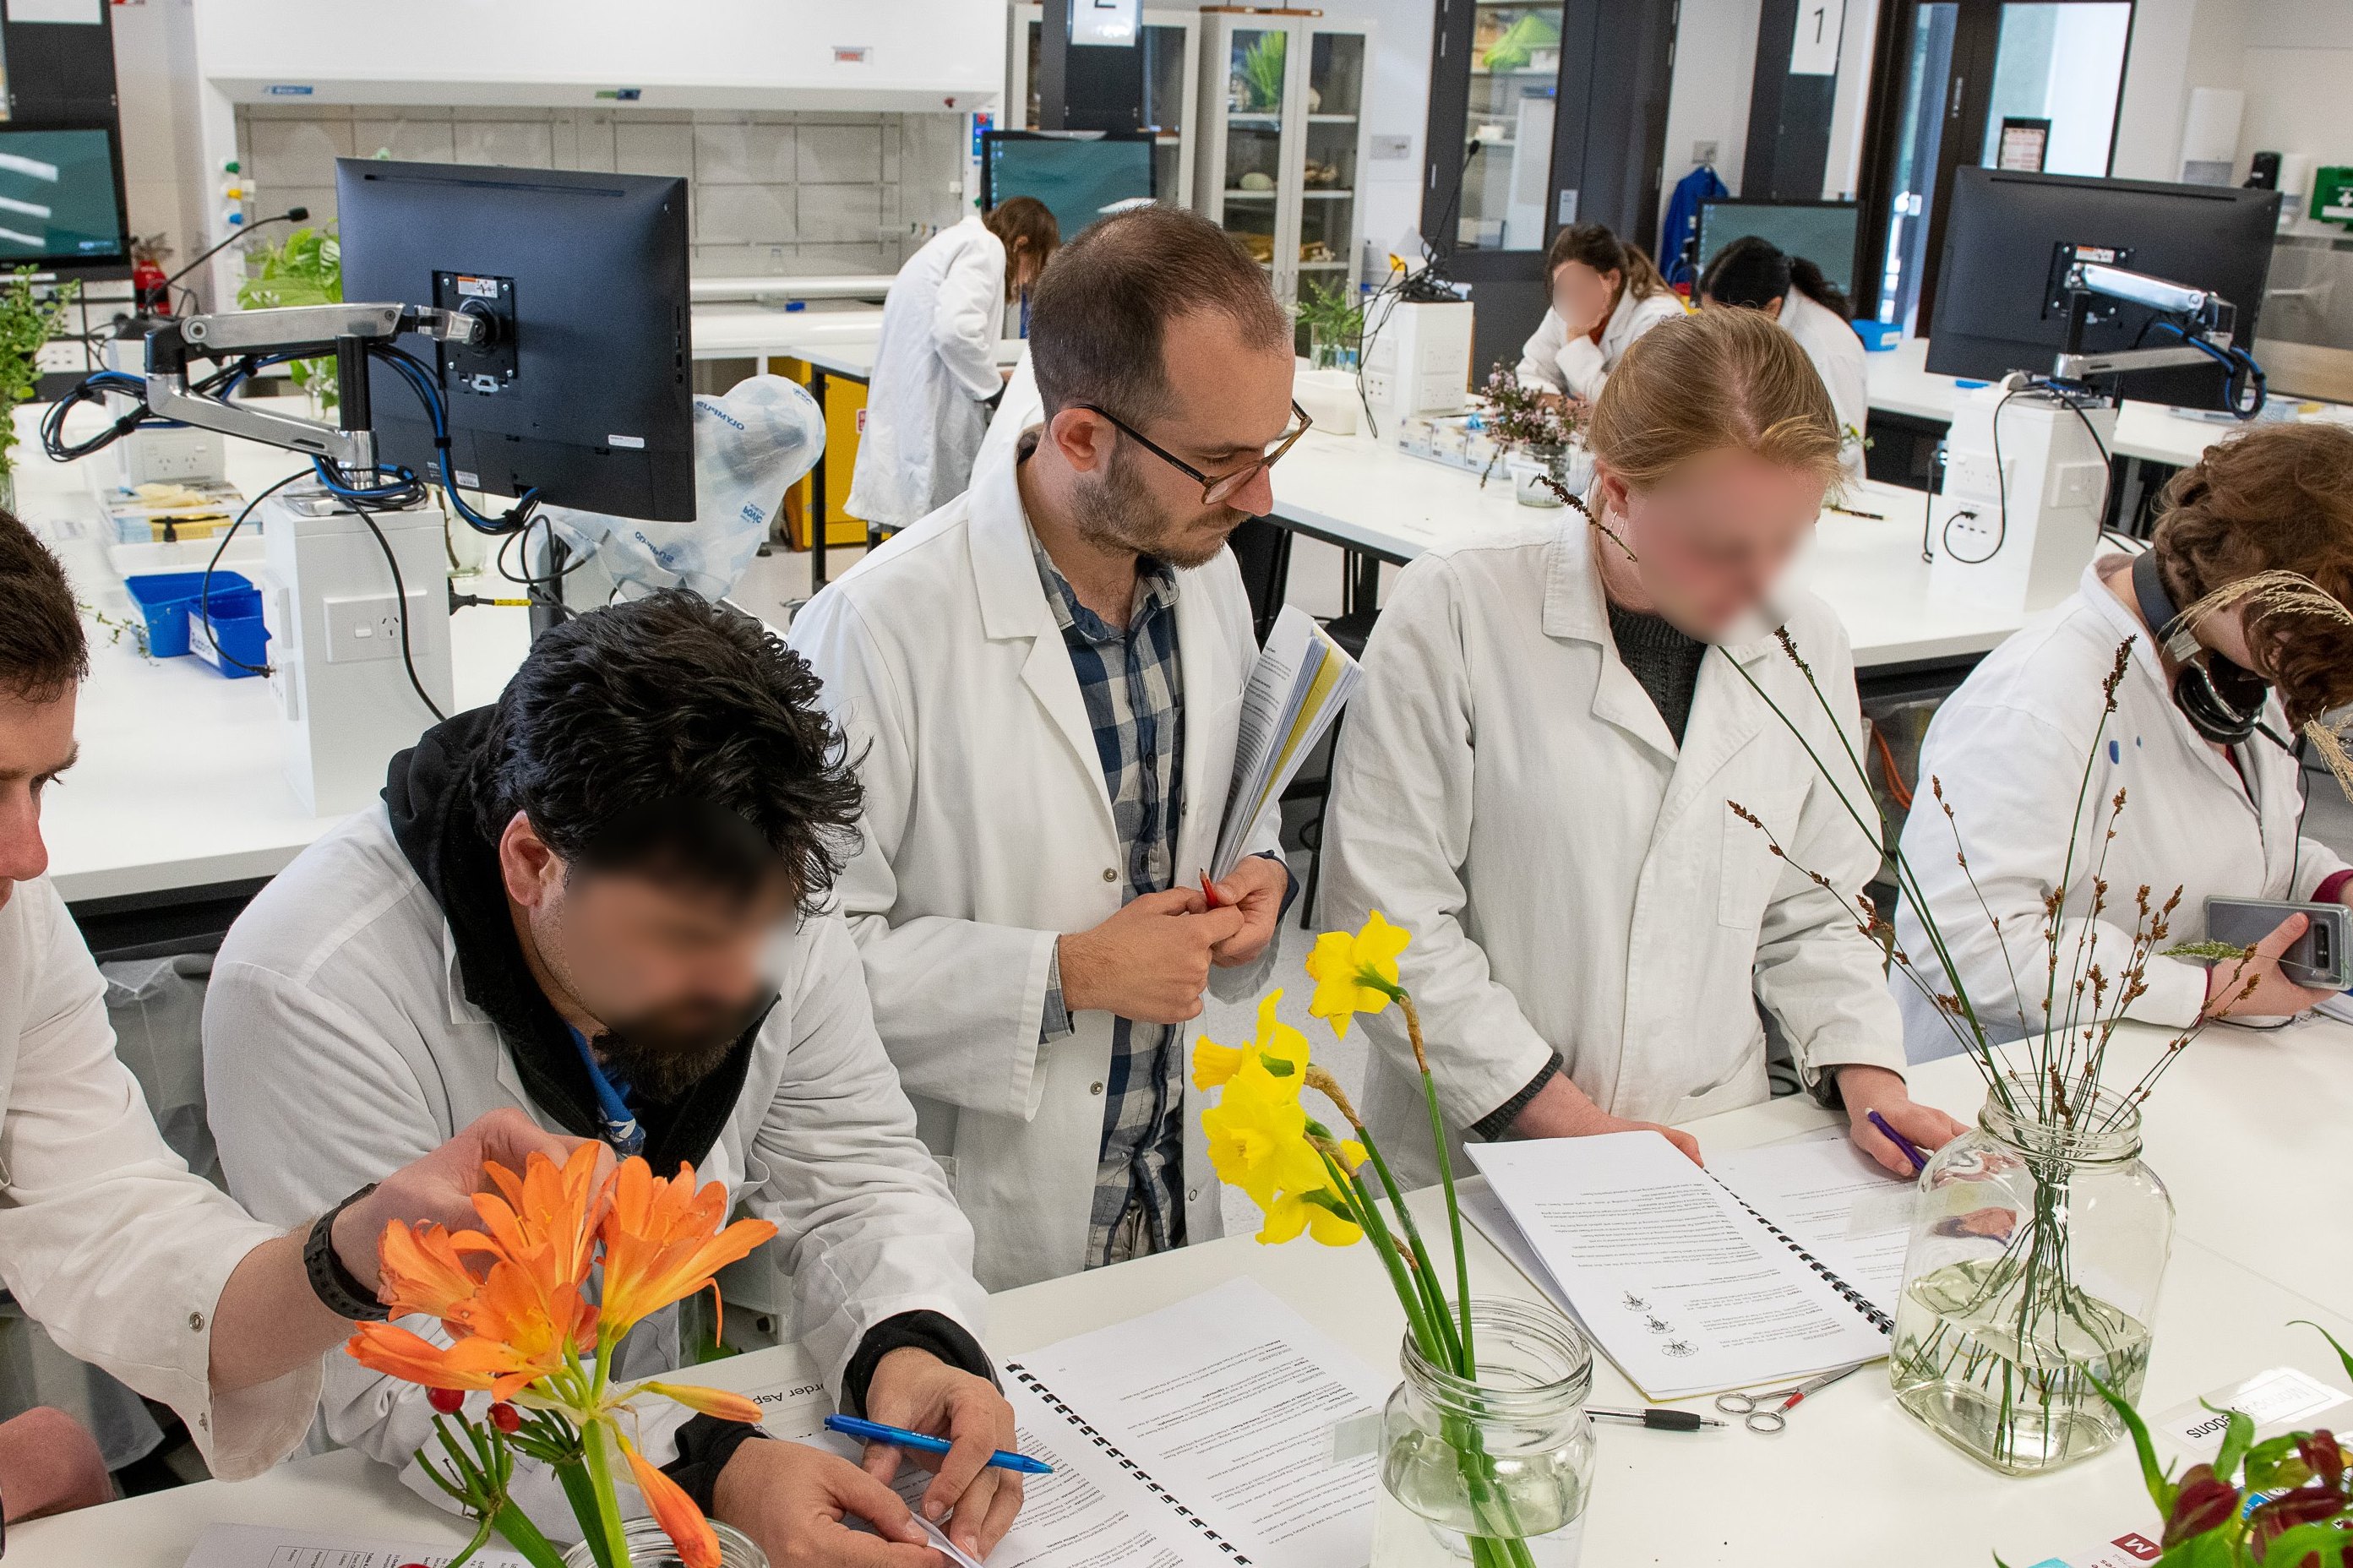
[567,1026,645,1158]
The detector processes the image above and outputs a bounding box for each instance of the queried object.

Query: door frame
[1854,0,2135,334]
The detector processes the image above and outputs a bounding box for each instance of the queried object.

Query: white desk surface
[11,408,531,905]
[1270,433,2029,669]
[16,1014,2350,1568]
[1862,335,2336,467]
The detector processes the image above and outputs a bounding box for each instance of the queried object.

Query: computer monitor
[981,131,1155,242]
[1697,199,1860,299]
[335,159,695,522]
[0,123,131,279]
[1926,167,2282,411]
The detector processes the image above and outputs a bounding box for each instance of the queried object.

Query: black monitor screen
[983,132,1154,241]
[0,126,128,275]
[1927,168,2280,410]
[1698,201,1860,297]
[337,159,694,522]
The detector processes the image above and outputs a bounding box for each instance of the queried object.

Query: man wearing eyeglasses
[791,205,1304,1291]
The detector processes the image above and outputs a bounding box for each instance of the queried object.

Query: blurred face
[0,688,75,912]
[1052,309,1297,569]
[1550,260,1621,335]
[1594,448,1827,639]
[499,813,788,1098]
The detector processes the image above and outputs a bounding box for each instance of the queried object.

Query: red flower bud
[2163,1467,2240,1545]
[489,1402,522,1434]
[2297,1429,2345,1491]
[427,1387,466,1415]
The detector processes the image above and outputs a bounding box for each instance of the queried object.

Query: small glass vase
[562,1519,768,1568]
[1381,1298,1595,1566]
[1506,447,1567,509]
[1889,1075,2173,1476]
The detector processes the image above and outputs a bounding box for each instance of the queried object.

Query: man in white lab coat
[791,206,1299,1292]
[1325,308,1963,1186]
[204,594,1024,1565]
[0,509,589,1516]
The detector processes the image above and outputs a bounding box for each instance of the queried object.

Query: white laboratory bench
[1265,433,2029,676]
[15,1010,2350,1568]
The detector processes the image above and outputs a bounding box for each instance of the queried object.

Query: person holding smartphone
[1893,422,2353,1057]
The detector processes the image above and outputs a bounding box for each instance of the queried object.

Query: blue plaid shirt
[1031,531,1190,1271]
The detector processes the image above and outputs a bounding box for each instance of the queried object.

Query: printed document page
[1213,606,1361,879]
[183,1524,531,1568]
[1467,1132,1888,1399]
[1712,1131,1916,1317]
[1010,1276,1386,1568]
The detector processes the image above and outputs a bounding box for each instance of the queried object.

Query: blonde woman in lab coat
[1514,222,1686,409]
[1699,235,1870,477]
[1893,423,2353,1059]
[1324,308,1964,1186]
[847,197,1059,530]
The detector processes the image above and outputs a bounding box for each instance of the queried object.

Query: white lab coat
[0,878,318,1480]
[1322,522,1909,1187]
[847,215,1008,529]
[974,346,1043,482]
[789,442,1283,1292]
[1780,290,1870,477]
[203,808,986,1506]
[1516,287,1686,403]
[1893,557,2350,1059]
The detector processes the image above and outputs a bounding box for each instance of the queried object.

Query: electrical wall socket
[323,591,428,665]
[2047,460,2108,510]
[1693,140,1718,166]
[1946,449,2009,500]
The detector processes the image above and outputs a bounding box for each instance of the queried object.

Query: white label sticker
[455,275,498,299]
[607,434,645,449]
[1789,0,1844,74]
[454,470,480,488]
[2153,1366,2351,1460]
[833,45,871,63]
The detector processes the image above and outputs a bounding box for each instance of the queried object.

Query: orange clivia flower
[625,1437,722,1568]
[596,1160,776,1343]
[374,1220,483,1328]
[634,1380,764,1425]
[457,1143,607,1310]
[349,1254,597,1402]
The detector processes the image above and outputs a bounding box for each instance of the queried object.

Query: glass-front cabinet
[1457,3,1565,253]
[1195,12,1374,303]
[1006,5,1201,212]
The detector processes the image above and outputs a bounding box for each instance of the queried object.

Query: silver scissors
[1713,1361,1870,1434]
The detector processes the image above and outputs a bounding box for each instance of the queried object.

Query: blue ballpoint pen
[1866,1109,1930,1176]
[824,1414,1055,1474]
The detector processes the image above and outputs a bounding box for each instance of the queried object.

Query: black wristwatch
[305,1184,391,1322]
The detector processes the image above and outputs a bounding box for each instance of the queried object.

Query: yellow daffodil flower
[1259,1189,1364,1246]
[1201,1054,1330,1210]
[1190,990,1309,1092]
[1305,910,1412,1037]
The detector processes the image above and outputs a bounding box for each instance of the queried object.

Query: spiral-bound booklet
[1466,1130,1913,1401]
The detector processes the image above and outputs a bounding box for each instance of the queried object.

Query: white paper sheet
[1466,1133,1889,1400]
[1711,1132,1915,1317]
[182,1523,531,1568]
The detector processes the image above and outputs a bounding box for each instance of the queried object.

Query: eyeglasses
[1076,400,1313,507]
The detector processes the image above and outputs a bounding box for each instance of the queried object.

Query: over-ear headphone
[2129,548,2274,747]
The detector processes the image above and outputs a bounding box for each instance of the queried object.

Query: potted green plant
[1296,277,1364,373]
[1479,364,1579,506]
[236,224,342,412]
[0,266,76,510]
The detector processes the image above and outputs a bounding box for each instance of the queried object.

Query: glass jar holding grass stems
[1888,1074,2172,1475]
[562,1519,767,1568]
[1381,1299,1596,1566]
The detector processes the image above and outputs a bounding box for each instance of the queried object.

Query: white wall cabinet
[1194,13,1373,305]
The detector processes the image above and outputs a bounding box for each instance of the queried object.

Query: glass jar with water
[1888,1075,2173,1476]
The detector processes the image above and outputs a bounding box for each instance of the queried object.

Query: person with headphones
[1515,222,1686,411]
[1893,423,2353,1057]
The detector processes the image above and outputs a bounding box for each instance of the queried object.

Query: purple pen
[1867,1109,1930,1175]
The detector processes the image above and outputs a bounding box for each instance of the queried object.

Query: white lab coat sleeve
[1553,335,1610,403]
[1323,558,1557,1128]
[933,239,1009,403]
[1516,309,1567,392]
[2294,838,2352,901]
[744,916,988,1401]
[793,590,1059,1119]
[1747,631,1909,1085]
[1897,699,2209,1043]
[0,884,317,1481]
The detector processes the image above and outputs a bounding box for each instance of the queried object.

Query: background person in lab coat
[0,509,591,1513]
[1325,309,1964,1188]
[1698,236,1869,477]
[1514,222,1686,411]
[1893,424,2353,1059]
[204,595,1021,1566]
[847,197,1061,531]
[791,207,1298,1293]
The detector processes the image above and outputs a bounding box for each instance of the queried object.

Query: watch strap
[305,1184,390,1322]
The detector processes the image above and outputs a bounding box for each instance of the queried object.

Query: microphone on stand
[150,206,313,314]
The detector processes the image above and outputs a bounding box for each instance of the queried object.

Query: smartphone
[2204,897,2352,992]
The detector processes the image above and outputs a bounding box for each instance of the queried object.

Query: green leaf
[2294,1321,2353,1389]
[2257,1520,2353,1567]
[2092,1371,2179,1511]
[2211,1402,2258,1484]
[2243,1435,2307,1492]
[490,1501,571,1568]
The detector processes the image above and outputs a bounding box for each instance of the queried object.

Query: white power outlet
[2047,459,2108,510]
[323,591,422,665]
[1945,449,2009,501]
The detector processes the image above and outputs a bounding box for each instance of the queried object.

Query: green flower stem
[488,1503,569,1568]
[1322,1147,1453,1366]
[1398,995,1475,1375]
[576,1343,628,1568]
[1346,1124,1459,1366]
